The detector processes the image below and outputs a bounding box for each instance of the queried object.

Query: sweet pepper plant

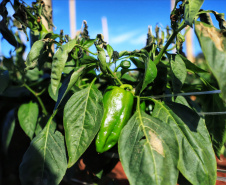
[1,0,226,184]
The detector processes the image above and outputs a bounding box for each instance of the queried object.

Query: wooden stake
[69,0,76,39]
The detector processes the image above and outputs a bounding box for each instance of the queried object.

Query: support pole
[101,17,109,44]
[69,0,76,39]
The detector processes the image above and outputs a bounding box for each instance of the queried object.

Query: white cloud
[109,31,139,44]
[129,34,147,45]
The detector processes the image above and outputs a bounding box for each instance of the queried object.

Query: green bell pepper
[96,84,134,153]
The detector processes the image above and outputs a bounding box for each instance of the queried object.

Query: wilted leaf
[195,21,226,101]
[152,100,216,185]
[119,110,179,185]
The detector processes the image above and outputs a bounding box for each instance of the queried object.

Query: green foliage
[1,0,226,185]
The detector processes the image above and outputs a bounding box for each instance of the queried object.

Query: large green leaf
[170,54,187,93]
[184,0,204,26]
[54,66,85,111]
[0,70,9,93]
[195,21,226,101]
[199,79,226,158]
[19,116,67,185]
[18,101,39,140]
[51,39,77,95]
[1,109,15,155]
[152,100,216,185]
[119,110,179,185]
[63,82,103,168]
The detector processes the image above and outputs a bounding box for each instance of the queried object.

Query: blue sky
[1,0,226,58]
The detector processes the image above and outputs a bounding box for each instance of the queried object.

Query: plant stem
[106,65,123,85]
[78,45,97,55]
[23,83,48,116]
[114,64,121,72]
[154,22,187,65]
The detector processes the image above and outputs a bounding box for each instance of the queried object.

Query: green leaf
[83,39,96,48]
[48,83,61,102]
[96,45,107,73]
[195,21,226,101]
[170,54,187,93]
[119,50,131,58]
[63,82,103,168]
[119,110,179,185]
[140,58,157,93]
[25,67,42,81]
[35,115,57,136]
[0,21,18,47]
[152,100,217,185]
[184,0,204,26]
[106,44,114,60]
[178,54,207,73]
[18,101,39,140]
[130,57,145,69]
[0,70,9,93]
[80,54,98,64]
[54,66,85,111]
[19,118,67,185]
[1,109,15,155]
[51,39,77,95]
[199,79,226,158]
[25,40,46,70]
[63,56,76,74]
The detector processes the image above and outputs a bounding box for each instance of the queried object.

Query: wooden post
[171,0,175,11]
[42,0,53,32]
[101,17,109,44]
[185,27,195,63]
[69,0,76,39]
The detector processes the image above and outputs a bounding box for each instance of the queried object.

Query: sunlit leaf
[152,100,216,185]
[119,110,179,185]
[63,81,103,168]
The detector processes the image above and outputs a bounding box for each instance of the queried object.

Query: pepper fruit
[96,84,134,153]
[120,60,131,69]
